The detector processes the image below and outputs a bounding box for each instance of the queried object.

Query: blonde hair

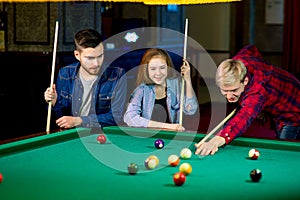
[216,59,247,87]
[136,48,177,86]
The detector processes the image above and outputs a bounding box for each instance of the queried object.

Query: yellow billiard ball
[179,163,192,175]
[145,155,159,170]
[148,155,159,166]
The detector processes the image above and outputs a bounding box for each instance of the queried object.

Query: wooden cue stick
[196,108,236,146]
[46,21,59,133]
[179,18,188,127]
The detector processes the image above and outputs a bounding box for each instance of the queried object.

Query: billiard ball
[144,155,159,170]
[180,147,192,159]
[168,154,180,167]
[154,139,164,149]
[0,173,3,183]
[97,134,107,144]
[248,148,260,160]
[173,172,186,186]
[179,163,192,175]
[144,158,157,170]
[128,163,139,175]
[250,169,262,182]
[148,155,159,166]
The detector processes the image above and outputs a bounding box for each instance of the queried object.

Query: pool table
[1,126,300,200]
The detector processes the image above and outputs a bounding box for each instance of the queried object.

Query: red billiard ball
[173,172,186,186]
[0,173,3,183]
[248,148,260,160]
[250,169,262,182]
[97,134,107,144]
[154,139,164,149]
[128,163,139,175]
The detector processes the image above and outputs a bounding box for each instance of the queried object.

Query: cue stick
[195,108,237,147]
[46,21,59,133]
[179,18,188,127]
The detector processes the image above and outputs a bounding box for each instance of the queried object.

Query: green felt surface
[0,127,300,200]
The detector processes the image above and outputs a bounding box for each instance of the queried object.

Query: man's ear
[243,76,249,86]
[74,50,80,61]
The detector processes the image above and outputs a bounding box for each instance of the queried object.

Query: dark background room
[0,0,299,141]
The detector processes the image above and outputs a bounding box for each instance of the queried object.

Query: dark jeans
[277,125,300,140]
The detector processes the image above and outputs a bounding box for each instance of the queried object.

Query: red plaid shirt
[217,45,300,144]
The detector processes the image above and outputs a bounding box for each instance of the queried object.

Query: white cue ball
[180,147,192,159]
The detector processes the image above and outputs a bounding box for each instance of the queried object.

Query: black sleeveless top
[151,96,171,123]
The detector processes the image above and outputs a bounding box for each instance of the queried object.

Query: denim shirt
[53,62,126,128]
[123,78,198,127]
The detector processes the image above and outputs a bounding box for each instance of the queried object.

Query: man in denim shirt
[44,29,126,129]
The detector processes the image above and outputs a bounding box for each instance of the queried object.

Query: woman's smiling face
[147,56,168,86]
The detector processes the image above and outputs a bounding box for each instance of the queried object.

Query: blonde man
[195,45,300,156]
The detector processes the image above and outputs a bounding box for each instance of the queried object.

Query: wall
[2,1,283,55]
[5,3,58,52]
[243,0,283,67]
[186,3,231,51]
[185,0,283,67]
[0,1,285,140]
[4,2,101,52]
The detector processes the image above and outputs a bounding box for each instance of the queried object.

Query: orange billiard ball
[168,154,180,167]
[97,134,107,144]
[173,172,186,186]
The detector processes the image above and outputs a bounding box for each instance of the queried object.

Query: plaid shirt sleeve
[217,84,267,144]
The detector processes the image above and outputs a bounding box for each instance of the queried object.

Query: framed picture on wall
[265,0,284,24]
[62,2,101,45]
[13,3,50,44]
